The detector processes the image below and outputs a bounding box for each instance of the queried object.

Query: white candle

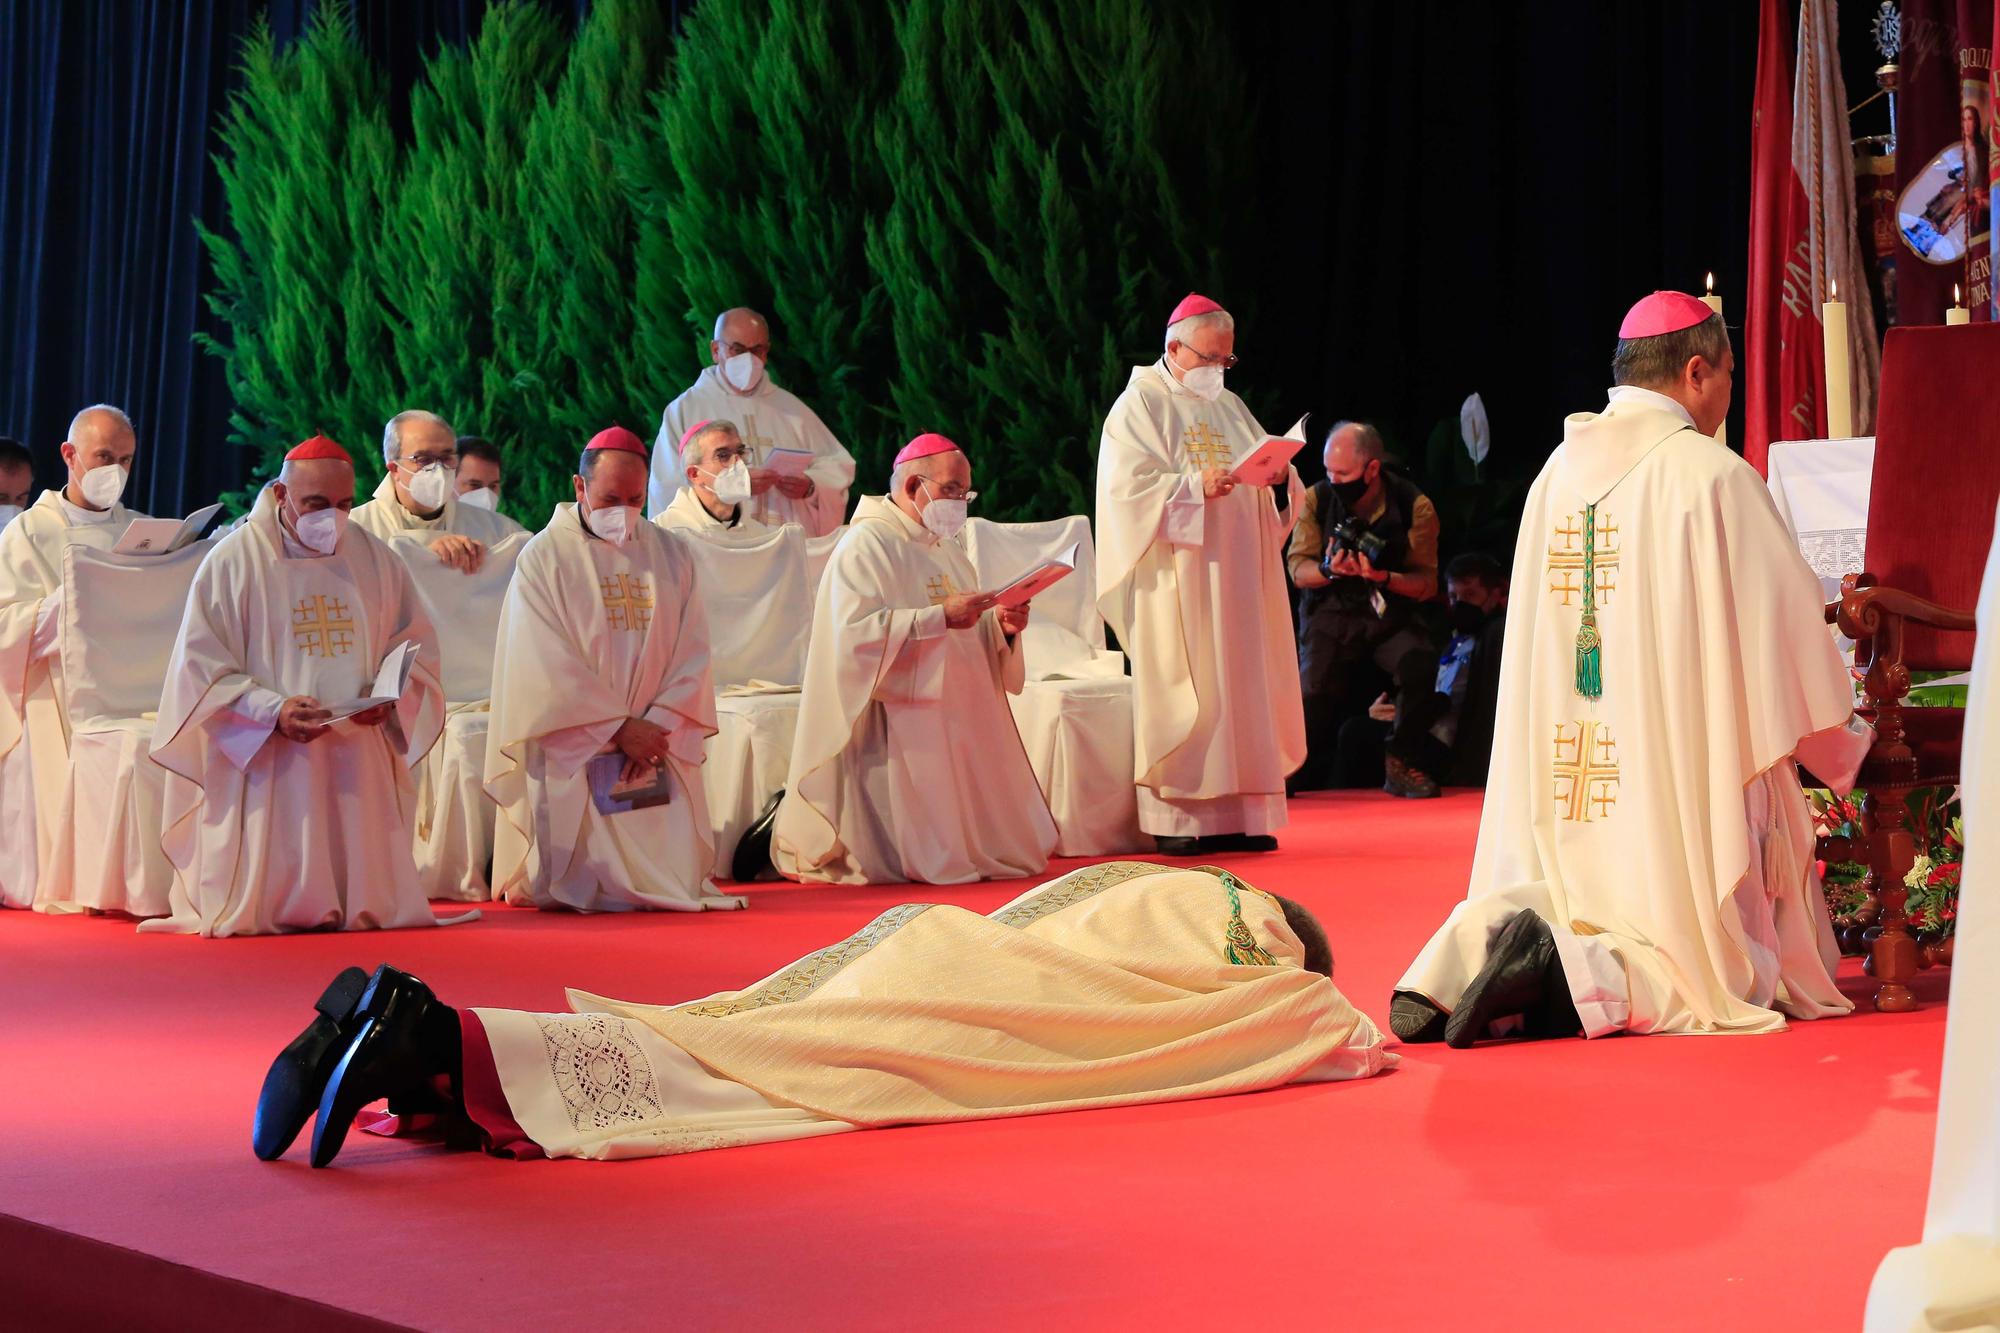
[1947,282,1970,326]
[1702,273,1727,446]
[1823,278,1853,439]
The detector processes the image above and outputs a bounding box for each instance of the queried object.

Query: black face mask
[1330,477,1370,506]
[1448,600,1488,632]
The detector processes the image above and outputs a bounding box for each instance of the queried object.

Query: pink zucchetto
[585,424,647,455]
[678,419,715,451]
[893,433,962,466]
[1167,292,1224,327]
[1618,291,1716,339]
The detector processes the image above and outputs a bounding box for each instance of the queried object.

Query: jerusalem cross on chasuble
[1181,421,1233,470]
[599,573,654,632]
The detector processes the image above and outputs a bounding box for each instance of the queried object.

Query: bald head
[711,308,773,390]
[712,307,769,344]
[1323,421,1383,472]
[61,404,138,509]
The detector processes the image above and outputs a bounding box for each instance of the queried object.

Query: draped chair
[390,530,530,901]
[960,515,1144,856]
[1829,324,2000,1011]
[805,526,845,603]
[36,540,212,917]
[675,524,814,878]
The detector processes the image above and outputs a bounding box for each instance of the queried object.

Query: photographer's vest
[1298,471,1423,637]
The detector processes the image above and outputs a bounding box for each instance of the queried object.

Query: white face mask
[919,486,969,541]
[79,463,129,509]
[290,504,347,556]
[0,504,22,529]
[1173,355,1226,402]
[708,459,753,504]
[456,486,499,511]
[404,462,453,511]
[584,500,639,545]
[722,351,765,393]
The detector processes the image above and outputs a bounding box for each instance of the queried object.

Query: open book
[763,447,816,478]
[325,641,420,721]
[112,503,224,557]
[1228,415,1310,488]
[989,540,1079,610]
[587,752,674,814]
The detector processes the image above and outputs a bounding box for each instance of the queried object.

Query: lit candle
[1823,277,1853,439]
[1701,273,1726,446]
[1947,283,1970,326]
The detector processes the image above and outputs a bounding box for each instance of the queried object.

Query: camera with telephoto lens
[1325,515,1389,570]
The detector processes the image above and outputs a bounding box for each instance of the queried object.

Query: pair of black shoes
[731,789,784,883]
[1154,833,1280,856]
[1388,911,1582,1048]
[253,964,462,1168]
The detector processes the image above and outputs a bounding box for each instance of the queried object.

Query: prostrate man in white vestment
[1096,293,1307,856]
[251,861,1392,1168]
[0,406,149,909]
[144,435,447,937]
[1391,291,1873,1047]
[484,425,740,914]
[654,419,772,540]
[450,435,527,536]
[649,307,854,534]
[351,410,519,568]
[772,433,1057,885]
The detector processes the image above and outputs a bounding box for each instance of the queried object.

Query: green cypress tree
[386,0,567,521]
[197,2,401,501]
[494,0,671,521]
[629,0,898,484]
[863,0,1254,522]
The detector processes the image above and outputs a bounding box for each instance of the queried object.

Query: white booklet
[112,502,225,557]
[763,447,816,478]
[326,641,420,720]
[989,540,1080,610]
[1228,415,1310,487]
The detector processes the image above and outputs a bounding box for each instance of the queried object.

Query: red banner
[1746,0,1822,469]
[1894,0,1994,323]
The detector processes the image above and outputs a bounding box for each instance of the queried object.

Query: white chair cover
[959,516,1143,855]
[805,526,846,605]
[38,540,212,916]
[676,526,819,877]
[389,531,529,901]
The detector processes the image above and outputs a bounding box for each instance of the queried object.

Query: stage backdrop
[3,0,1769,552]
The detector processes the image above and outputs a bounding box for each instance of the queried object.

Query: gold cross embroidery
[1546,507,1620,608]
[925,574,958,606]
[1552,721,1620,823]
[740,413,774,460]
[291,595,355,658]
[600,573,655,632]
[1182,421,1233,469]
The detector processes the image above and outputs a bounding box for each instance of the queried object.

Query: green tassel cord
[1221,874,1278,967]
[1574,503,1603,700]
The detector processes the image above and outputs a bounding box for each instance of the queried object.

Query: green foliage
[198,0,1262,524]
[631,0,898,478]
[197,4,399,509]
[863,0,1250,517]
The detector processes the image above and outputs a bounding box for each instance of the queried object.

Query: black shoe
[1195,833,1281,854]
[731,789,783,883]
[1443,911,1566,1049]
[1154,835,1199,856]
[1383,754,1441,800]
[252,966,371,1162]
[1388,991,1448,1043]
[1236,835,1278,853]
[310,967,460,1168]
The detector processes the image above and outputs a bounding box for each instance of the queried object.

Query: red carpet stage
[0,791,1947,1331]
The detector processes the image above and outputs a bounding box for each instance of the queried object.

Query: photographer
[1286,421,1438,791]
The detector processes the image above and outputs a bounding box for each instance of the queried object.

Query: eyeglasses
[1183,348,1240,370]
[921,479,978,503]
[722,341,770,359]
[709,444,751,465]
[398,454,457,471]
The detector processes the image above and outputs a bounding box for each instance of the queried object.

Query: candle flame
[1954,283,1962,304]
[1706,271,1714,294]
[1830,277,1838,301]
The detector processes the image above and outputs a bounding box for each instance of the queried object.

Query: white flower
[1903,854,1934,892]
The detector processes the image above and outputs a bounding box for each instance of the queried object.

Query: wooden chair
[1829,323,1999,1010]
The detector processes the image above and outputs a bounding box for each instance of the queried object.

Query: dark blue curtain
[0,0,595,517]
